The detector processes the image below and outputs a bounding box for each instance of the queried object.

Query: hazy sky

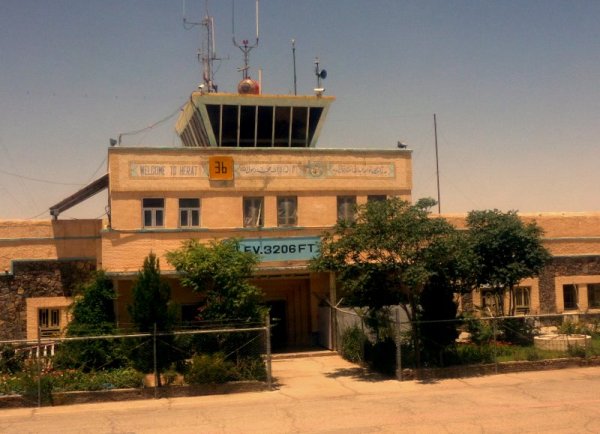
[1,0,600,219]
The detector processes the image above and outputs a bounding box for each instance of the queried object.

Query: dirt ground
[1,353,600,433]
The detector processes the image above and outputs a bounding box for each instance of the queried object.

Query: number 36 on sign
[208,156,234,180]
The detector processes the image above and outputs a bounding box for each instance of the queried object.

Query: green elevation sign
[238,236,320,261]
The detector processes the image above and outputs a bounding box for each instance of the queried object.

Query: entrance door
[267,300,287,350]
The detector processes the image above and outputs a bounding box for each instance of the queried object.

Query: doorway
[267,300,287,350]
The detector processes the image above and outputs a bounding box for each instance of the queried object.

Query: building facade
[2,89,600,345]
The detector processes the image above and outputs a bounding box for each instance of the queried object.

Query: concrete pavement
[1,354,600,433]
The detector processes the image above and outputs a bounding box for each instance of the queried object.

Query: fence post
[395,307,403,381]
[153,323,158,398]
[265,314,272,390]
[492,317,498,374]
[37,327,42,407]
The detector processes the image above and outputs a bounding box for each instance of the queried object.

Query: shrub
[185,353,237,384]
[340,325,366,363]
[364,338,396,376]
[567,344,588,358]
[0,344,26,374]
[464,317,494,345]
[236,357,267,381]
[49,367,144,391]
[454,343,495,365]
[500,317,537,345]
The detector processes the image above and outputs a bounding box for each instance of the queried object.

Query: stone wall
[0,260,95,340]
[538,256,600,313]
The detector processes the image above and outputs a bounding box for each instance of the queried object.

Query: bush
[185,353,237,384]
[500,317,537,345]
[453,344,495,365]
[236,357,267,381]
[364,338,396,376]
[0,344,26,374]
[464,317,494,345]
[49,367,144,391]
[340,326,366,363]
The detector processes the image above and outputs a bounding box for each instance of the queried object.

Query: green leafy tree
[419,230,474,365]
[129,253,174,332]
[166,239,265,323]
[128,253,176,384]
[312,198,470,366]
[466,210,551,316]
[54,271,124,371]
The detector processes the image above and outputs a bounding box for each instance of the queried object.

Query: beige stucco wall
[107,147,412,230]
[443,212,600,257]
[0,219,102,272]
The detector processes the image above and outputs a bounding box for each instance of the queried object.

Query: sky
[1,0,600,220]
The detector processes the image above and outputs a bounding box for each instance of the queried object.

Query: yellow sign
[208,156,234,180]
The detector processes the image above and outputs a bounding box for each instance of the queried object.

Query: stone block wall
[538,256,600,313]
[0,260,95,340]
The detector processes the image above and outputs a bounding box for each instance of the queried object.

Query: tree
[466,209,551,316]
[54,271,124,371]
[166,239,265,323]
[419,230,474,364]
[312,198,470,366]
[128,253,176,384]
[129,253,174,332]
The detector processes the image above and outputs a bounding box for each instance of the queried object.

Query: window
[243,197,264,227]
[563,284,578,310]
[143,198,164,228]
[514,287,531,312]
[367,195,386,203]
[277,196,297,227]
[337,196,356,223]
[481,290,498,313]
[588,284,600,308]
[181,303,202,325]
[179,198,200,227]
[38,308,61,337]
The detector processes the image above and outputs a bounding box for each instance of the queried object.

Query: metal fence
[0,317,272,407]
[333,307,600,380]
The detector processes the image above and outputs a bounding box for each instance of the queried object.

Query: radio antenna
[232,0,259,79]
[183,0,221,92]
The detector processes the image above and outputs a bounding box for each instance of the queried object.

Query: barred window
[588,284,600,308]
[277,196,297,227]
[38,308,61,337]
[337,196,356,223]
[243,197,264,227]
[514,287,531,312]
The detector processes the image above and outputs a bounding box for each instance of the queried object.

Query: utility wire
[118,103,185,145]
[0,168,84,186]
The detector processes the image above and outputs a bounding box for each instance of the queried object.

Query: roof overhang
[49,174,109,219]
[175,92,335,148]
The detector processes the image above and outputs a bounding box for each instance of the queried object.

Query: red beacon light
[238,78,260,95]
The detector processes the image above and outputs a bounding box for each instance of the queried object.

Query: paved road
[1,355,600,433]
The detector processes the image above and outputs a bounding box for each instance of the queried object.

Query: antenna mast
[232,0,259,79]
[183,0,220,92]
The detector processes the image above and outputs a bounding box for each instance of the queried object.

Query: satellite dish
[319,69,327,80]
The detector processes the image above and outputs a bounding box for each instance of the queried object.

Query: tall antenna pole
[292,39,297,95]
[232,0,260,80]
[434,113,441,214]
[183,0,220,92]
